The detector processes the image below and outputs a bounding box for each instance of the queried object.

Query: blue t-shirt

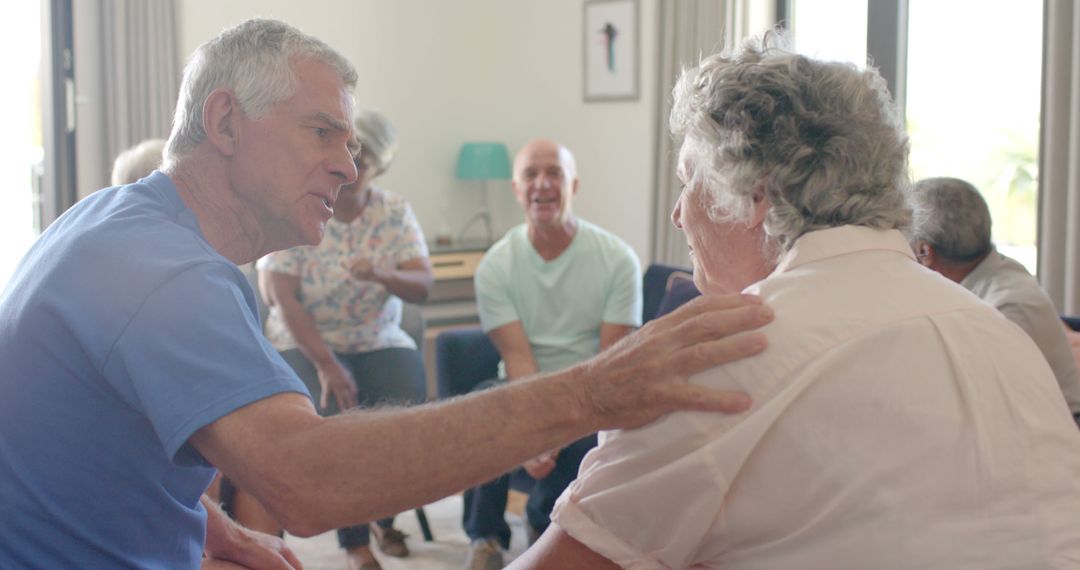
[0,172,307,569]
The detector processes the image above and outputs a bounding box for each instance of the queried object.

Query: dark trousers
[461,379,598,549]
[281,346,425,549]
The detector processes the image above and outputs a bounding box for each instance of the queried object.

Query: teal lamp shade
[456,142,511,180]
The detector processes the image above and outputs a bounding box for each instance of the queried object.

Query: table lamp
[455,142,511,244]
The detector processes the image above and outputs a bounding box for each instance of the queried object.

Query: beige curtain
[74,0,178,197]
[102,0,178,160]
[1039,0,1080,314]
[650,0,752,267]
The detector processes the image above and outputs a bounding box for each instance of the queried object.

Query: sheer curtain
[75,0,178,198]
[650,0,753,267]
[1039,0,1080,314]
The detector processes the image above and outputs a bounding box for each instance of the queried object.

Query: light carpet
[286,494,530,570]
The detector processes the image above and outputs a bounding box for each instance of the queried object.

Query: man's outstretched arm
[190,294,772,537]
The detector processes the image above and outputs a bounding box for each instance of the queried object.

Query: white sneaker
[463,537,504,570]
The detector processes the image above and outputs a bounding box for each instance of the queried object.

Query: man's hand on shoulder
[575,293,772,431]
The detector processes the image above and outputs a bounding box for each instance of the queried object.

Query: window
[789,0,868,67]
[0,0,44,289]
[787,0,1043,273]
[906,1,1042,271]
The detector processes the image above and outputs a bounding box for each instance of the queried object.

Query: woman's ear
[202,88,240,157]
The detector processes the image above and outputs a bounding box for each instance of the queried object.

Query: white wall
[487,1,659,260]
[175,0,660,262]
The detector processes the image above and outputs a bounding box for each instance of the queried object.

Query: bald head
[512,138,580,229]
[513,138,577,181]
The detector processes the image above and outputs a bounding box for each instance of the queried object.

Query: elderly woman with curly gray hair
[255,108,433,570]
[510,34,1080,570]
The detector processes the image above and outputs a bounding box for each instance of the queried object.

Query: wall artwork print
[583,0,639,101]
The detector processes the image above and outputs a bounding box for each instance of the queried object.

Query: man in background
[463,138,642,570]
[910,176,1080,424]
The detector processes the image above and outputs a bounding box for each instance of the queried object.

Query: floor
[286,493,530,570]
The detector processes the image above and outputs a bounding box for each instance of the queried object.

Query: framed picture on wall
[583,0,639,101]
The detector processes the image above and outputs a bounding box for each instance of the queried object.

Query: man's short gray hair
[910,177,992,262]
[163,18,357,168]
[354,108,398,176]
[670,32,911,255]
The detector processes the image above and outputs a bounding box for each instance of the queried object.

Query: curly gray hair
[163,18,357,168]
[909,177,992,262]
[670,32,911,255]
[353,108,398,177]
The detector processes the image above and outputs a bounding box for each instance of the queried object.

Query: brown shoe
[463,538,503,570]
[345,545,382,570]
[372,524,410,558]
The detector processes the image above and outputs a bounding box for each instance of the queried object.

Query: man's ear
[511,179,527,206]
[571,177,580,196]
[914,240,935,267]
[202,88,240,157]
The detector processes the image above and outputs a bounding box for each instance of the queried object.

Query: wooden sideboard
[423,240,488,327]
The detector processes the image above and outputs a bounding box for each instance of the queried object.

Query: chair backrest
[435,328,500,398]
[639,263,699,323]
[642,263,694,323]
[1063,315,1080,332]
[654,272,700,319]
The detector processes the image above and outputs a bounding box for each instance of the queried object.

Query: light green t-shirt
[475,219,642,375]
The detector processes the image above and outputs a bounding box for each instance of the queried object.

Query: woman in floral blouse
[257,108,433,570]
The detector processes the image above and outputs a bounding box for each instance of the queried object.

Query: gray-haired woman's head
[163,18,357,169]
[111,139,166,186]
[353,108,398,176]
[670,31,911,257]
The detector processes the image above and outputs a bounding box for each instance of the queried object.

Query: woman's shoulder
[369,187,417,220]
[370,187,410,208]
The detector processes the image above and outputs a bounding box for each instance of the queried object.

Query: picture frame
[583,0,639,101]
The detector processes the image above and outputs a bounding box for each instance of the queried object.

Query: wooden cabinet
[422,242,487,327]
[430,250,484,281]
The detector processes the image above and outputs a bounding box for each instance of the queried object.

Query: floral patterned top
[257,188,428,353]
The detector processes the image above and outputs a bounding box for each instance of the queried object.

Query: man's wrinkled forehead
[515,147,554,172]
[514,141,575,178]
